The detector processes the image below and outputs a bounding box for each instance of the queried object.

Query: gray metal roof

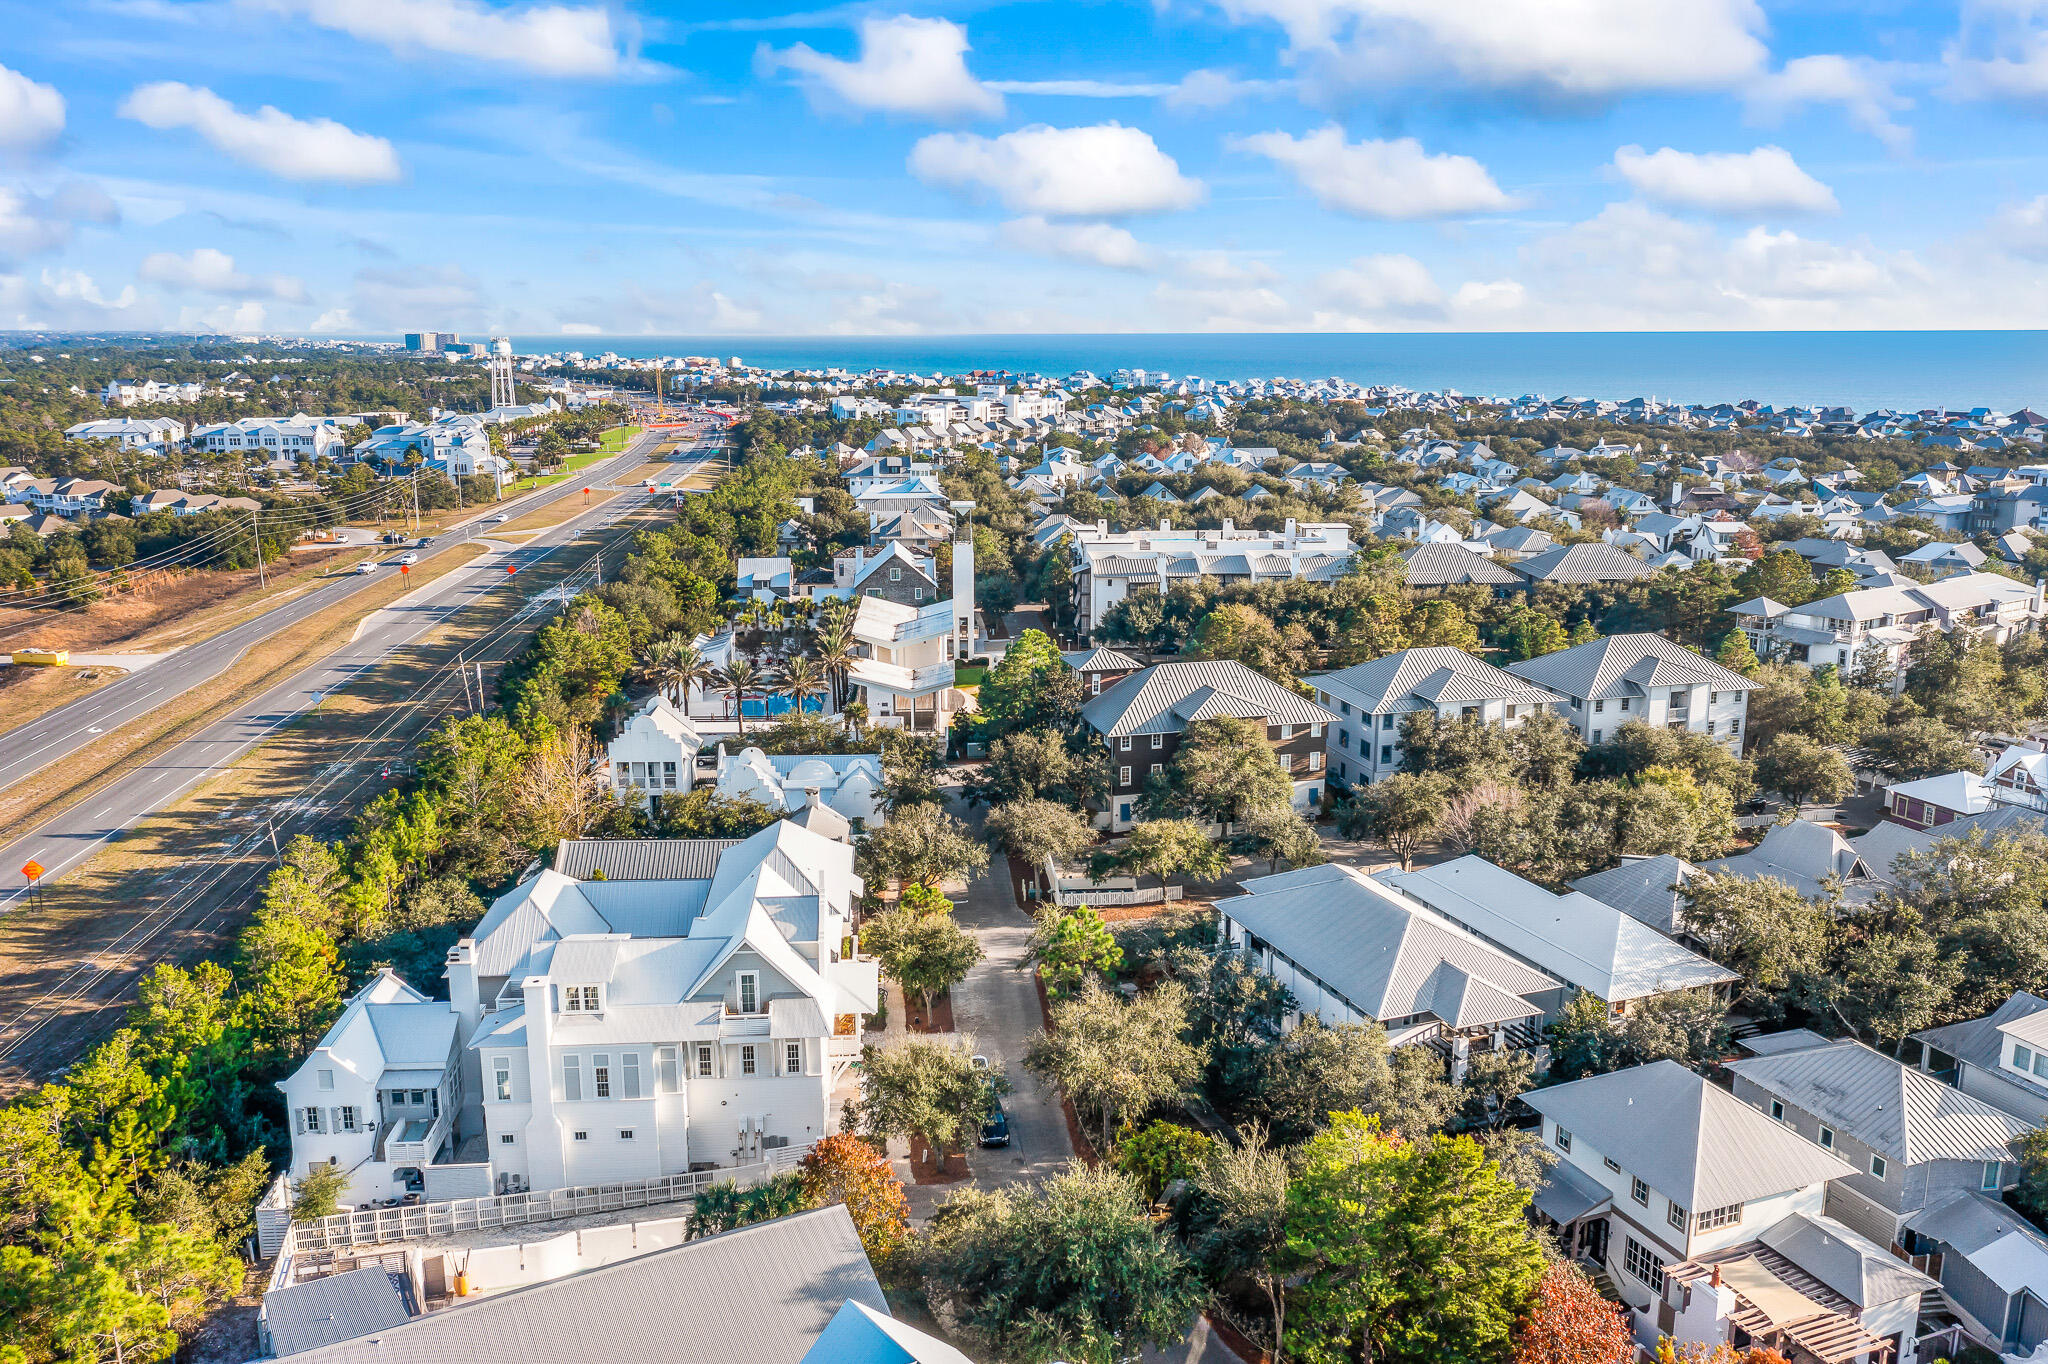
[1569,855,1700,934]
[1062,646,1144,673]
[1523,1060,1855,1209]
[1219,863,1556,1025]
[1851,807,2048,883]
[1309,647,1563,717]
[1916,991,2048,1095]
[265,1267,416,1357]
[1908,1191,2048,1289]
[1533,1156,1613,1225]
[1729,1039,2034,1164]
[1081,660,1335,738]
[280,1206,885,1364]
[1756,1212,1936,1307]
[1737,1028,1833,1057]
[1513,542,1657,583]
[1505,631,1758,701]
[1697,820,1870,901]
[555,838,743,881]
[1400,542,1522,586]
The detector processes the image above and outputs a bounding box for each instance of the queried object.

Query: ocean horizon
[496,330,2048,416]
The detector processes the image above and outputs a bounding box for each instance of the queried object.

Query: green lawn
[507,426,643,492]
[954,663,988,688]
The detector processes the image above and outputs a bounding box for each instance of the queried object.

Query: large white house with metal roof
[1309,646,1567,787]
[1067,517,1352,637]
[1505,632,1757,749]
[278,822,879,1205]
[1732,573,2044,679]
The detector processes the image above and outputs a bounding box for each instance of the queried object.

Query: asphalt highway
[0,427,715,903]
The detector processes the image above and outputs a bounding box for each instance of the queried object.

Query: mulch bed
[906,990,956,1034]
[907,1134,971,1185]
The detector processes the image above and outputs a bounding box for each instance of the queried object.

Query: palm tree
[814,616,857,710]
[777,656,826,718]
[644,634,715,714]
[718,659,765,735]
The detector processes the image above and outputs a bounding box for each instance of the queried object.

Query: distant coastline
[494,330,2048,414]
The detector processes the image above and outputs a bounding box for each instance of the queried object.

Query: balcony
[849,658,956,696]
[379,1109,451,1167]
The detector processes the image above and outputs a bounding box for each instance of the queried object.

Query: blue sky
[4,0,2048,336]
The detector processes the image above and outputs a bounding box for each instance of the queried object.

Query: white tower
[950,499,976,658]
[489,336,515,410]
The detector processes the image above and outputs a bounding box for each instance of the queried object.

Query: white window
[302,1106,324,1134]
[620,1129,636,1141]
[1603,1157,1621,1173]
[1118,736,1132,751]
[1118,766,1132,785]
[741,1045,758,1075]
[1555,1126,1572,1153]
[1631,1176,1649,1205]
[1984,1162,2004,1191]
[1818,1125,1835,1150]
[738,972,759,1014]
[1592,730,1603,744]
[494,1056,513,1101]
[786,1042,803,1075]
[1276,725,1292,741]
[1382,713,1395,730]
[593,1055,612,1099]
[1150,734,1164,750]
[337,1105,359,1133]
[410,1090,427,1107]
[564,985,600,1013]
[622,1052,641,1100]
[563,1054,582,1101]
[1594,699,1605,713]
[1769,1099,1784,1121]
[2018,1040,2039,1074]
[1696,1203,1743,1231]
[1624,1236,1667,1293]
[1308,752,1322,771]
[697,1044,714,1077]
[1870,1154,1888,1179]
[657,1045,679,1093]
[317,1069,335,1091]
[1311,723,1323,738]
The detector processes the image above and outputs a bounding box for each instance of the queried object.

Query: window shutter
[293,1108,304,1135]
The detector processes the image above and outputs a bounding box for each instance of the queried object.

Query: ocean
[503,331,2048,415]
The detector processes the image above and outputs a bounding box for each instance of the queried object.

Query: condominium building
[1068,518,1354,637]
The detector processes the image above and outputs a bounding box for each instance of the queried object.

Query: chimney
[1710,1264,1722,1289]
[805,786,822,809]
[1670,480,1683,507]
[1159,518,1171,532]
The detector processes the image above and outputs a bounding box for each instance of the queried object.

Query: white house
[1505,633,1757,750]
[1523,1062,1930,1362]
[1067,518,1353,637]
[274,971,466,1204]
[712,746,885,829]
[64,416,186,450]
[449,822,879,1194]
[1309,647,1566,788]
[605,696,703,807]
[1732,574,2045,681]
[189,415,351,462]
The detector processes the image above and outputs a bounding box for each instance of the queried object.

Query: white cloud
[0,64,64,153]
[764,16,1002,121]
[1164,69,1292,109]
[139,247,306,301]
[909,123,1202,217]
[1231,125,1513,220]
[1001,216,1155,269]
[1214,0,1767,101]
[1994,195,2048,259]
[119,83,402,184]
[1747,56,1912,153]
[0,183,118,260]
[256,0,639,78]
[1613,145,1837,214]
[1314,253,1445,315]
[1947,0,2048,103]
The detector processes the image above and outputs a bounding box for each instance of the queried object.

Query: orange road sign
[21,861,43,880]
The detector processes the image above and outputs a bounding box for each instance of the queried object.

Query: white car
[395,552,419,566]
[482,513,509,524]
[355,559,380,574]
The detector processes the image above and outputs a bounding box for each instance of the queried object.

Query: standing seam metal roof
[1081,660,1336,737]
[1728,1040,2034,1165]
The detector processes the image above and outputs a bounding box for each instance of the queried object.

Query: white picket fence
[266,1142,815,1263]
[1050,884,1182,908]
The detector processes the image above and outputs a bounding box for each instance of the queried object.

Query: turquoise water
[511,331,2048,414]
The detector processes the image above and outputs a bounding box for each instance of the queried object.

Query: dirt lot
[0,548,363,656]
[0,661,129,726]
[0,491,679,1088]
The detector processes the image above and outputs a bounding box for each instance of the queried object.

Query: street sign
[20,860,42,880]
[506,563,518,574]
[399,563,410,576]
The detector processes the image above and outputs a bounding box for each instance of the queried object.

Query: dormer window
[564,985,601,1013]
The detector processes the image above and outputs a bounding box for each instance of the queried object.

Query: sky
[4,0,2048,337]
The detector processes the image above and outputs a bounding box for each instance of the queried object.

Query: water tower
[489,336,515,409]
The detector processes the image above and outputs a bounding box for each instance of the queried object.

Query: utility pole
[475,661,486,709]
[251,509,266,588]
[410,473,421,532]
[457,654,475,710]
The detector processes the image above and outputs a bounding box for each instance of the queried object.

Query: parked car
[979,1090,1010,1148]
